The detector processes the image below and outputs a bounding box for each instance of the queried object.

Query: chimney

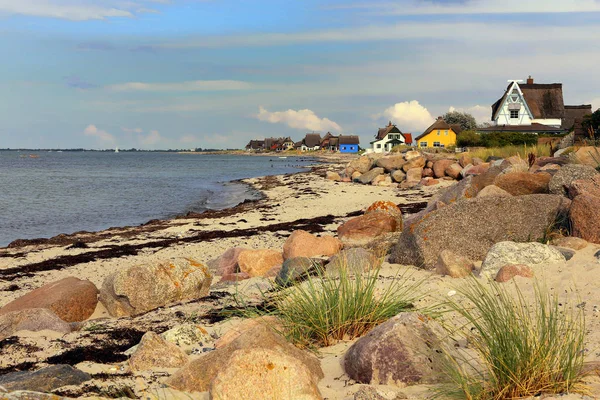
[437,116,443,120]
[527,75,534,85]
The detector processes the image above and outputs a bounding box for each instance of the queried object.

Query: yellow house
[414,117,462,148]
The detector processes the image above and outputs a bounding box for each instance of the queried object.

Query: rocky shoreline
[1,149,600,399]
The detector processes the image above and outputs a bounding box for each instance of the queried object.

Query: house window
[445,130,448,135]
[510,110,519,119]
[433,142,441,147]
[420,142,427,147]
[376,144,381,149]
[437,131,441,136]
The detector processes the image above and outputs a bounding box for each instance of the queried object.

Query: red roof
[403,133,412,144]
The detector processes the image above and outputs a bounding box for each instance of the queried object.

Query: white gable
[494,81,534,126]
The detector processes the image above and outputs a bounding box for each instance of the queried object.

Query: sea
[0,151,315,247]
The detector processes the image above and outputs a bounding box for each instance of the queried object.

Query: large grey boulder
[343,313,447,386]
[356,167,385,184]
[129,331,188,371]
[99,258,212,317]
[346,156,374,175]
[326,248,382,274]
[390,194,570,269]
[375,155,406,172]
[0,308,73,340]
[549,164,599,196]
[0,365,91,392]
[481,241,566,277]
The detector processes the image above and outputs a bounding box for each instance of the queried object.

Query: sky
[1,0,600,150]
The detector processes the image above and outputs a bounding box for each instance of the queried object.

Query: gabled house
[281,137,294,151]
[245,140,265,151]
[480,76,592,134]
[338,135,360,153]
[320,132,339,151]
[415,117,462,148]
[370,122,408,153]
[300,133,322,151]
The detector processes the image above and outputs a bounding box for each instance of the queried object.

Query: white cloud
[0,0,134,21]
[256,106,342,132]
[83,124,115,143]
[376,101,434,133]
[138,130,162,145]
[107,80,254,92]
[448,105,491,125]
[121,127,143,133]
[329,0,600,15]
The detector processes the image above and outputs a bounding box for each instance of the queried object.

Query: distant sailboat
[115,147,119,153]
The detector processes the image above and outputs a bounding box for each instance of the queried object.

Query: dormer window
[510,110,519,119]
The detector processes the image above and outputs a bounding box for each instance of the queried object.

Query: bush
[248,259,422,348]
[440,279,587,399]
[457,131,539,148]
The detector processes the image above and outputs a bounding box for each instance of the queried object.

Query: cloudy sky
[1,0,599,149]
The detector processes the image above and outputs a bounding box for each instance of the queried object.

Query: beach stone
[0,277,98,323]
[404,167,423,185]
[326,248,382,274]
[213,247,245,275]
[215,316,283,349]
[463,164,490,177]
[458,153,472,168]
[495,264,534,283]
[434,250,475,278]
[338,212,397,247]
[420,178,439,186]
[352,171,362,180]
[476,184,512,198]
[347,156,373,175]
[404,151,421,161]
[390,195,570,269]
[421,168,434,178]
[357,168,385,184]
[276,257,323,286]
[342,177,352,183]
[161,323,210,350]
[570,193,600,244]
[0,308,73,340]
[326,171,341,181]
[391,170,406,183]
[99,257,212,317]
[129,331,188,371]
[219,272,251,283]
[472,157,484,166]
[402,156,425,172]
[432,159,454,178]
[595,250,600,261]
[343,312,447,386]
[283,230,342,260]
[494,172,551,196]
[535,156,569,168]
[210,348,322,400]
[377,176,393,187]
[167,324,323,393]
[568,174,600,199]
[353,386,408,400]
[500,156,529,173]
[551,236,589,250]
[375,155,406,172]
[444,163,463,179]
[481,241,566,277]
[549,164,599,196]
[554,246,575,260]
[237,249,284,277]
[571,146,600,167]
[0,392,68,400]
[366,201,403,226]
[0,365,91,392]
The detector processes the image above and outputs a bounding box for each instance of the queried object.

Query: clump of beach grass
[466,144,551,161]
[440,278,587,400]
[242,258,423,348]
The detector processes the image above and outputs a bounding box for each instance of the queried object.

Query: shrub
[466,144,551,161]
[248,259,422,348]
[440,279,587,399]
[457,131,540,148]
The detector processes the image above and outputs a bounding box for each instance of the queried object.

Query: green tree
[582,108,600,139]
[442,110,478,131]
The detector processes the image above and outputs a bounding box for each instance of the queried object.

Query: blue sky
[1,0,600,149]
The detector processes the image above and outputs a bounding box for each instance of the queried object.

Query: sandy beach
[2,153,600,399]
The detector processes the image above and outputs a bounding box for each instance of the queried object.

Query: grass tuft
[440,278,587,400]
[242,257,422,348]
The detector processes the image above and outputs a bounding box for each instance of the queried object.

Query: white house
[480,76,592,134]
[370,122,412,153]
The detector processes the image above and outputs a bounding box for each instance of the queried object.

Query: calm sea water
[0,151,314,247]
